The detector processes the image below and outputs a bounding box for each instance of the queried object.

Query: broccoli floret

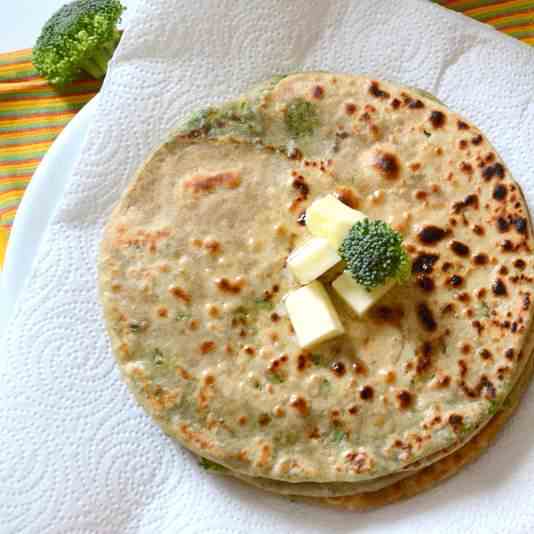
[33,0,125,86]
[339,219,411,290]
[285,98,319,137]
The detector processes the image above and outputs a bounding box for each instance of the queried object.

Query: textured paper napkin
[3,0,534,532]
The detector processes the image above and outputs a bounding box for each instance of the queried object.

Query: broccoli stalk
[32,0,125,86]
[338,219,411,290]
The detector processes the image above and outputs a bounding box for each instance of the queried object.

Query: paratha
[98,72,534,502]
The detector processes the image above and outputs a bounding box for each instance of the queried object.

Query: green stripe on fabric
[0,88,98,102]
[490,13,534,28]
[442,0,534,11]
[0,102,86,117]
[0,183,29,193]
[0,132,59,145]
[0,152,48,163]
[0,68,38,82]
[0,120,71,133]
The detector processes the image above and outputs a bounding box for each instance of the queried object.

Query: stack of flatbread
[98,72,534,509]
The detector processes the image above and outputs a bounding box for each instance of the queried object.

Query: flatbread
[99,72,534,491]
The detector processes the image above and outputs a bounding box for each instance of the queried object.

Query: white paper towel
[3,1,534,532]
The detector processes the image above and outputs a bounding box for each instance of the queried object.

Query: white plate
[0,96,98,336]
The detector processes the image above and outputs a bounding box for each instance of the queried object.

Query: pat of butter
[332,271,394,316]
[287,237,342,284]
[285,281,345,349]
[306,194,366,249]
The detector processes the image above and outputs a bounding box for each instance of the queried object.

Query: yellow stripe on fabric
[0,225,6,266]
[0,94,93,112]
[465,0,534,17]
[485,11,534,26]
[0,61,34,75]
[0,140,53,155]
[0,49,31,64]
[0,111,77,128]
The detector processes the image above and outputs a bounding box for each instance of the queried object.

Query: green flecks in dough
[152,348,165,366]
[332,429,346,444]
[320,378,331,396]
[487,399,501,417]
[183,100,264,138]
[176,311,192,321]
[477,301,490,319]
[310,353,323,366]
[267,371,285,384]
[285,98,319,138]
[198,457,226,472]
[254,298,274,311]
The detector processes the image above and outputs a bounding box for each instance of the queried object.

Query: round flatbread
[99,73,534,490]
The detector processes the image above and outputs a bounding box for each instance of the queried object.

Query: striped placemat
[0,1,533,268]
[439,0,534,44]
[0,49,100,266]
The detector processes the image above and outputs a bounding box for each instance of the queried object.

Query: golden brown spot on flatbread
[492,278,508,296]
[449,240,470,257]
[331,361,346,377]
[176,366,191,380]
[215,277,245,294]
[200,341,216,354]
[396,390,413,410]
[184,170,241,194]
[429,110,446,128]
[258,413,271,426]
[256,443,272,468]
[344,102,357,115]
[289,395,309,416]
[416,342,432,374]
[169,285,191,303]
[416,303,437,332]
[447,274,463,288]
[417,225,447,245]
[359,385,374,401]
[312,85,324,99]
[345,451,373,473]
[448,414,463,433]
[204,239,221,255]
[460,162,473,175]
[369,81,390,99]
[373,151,400,180]
[482,162,505,181]
[335,187,359,209]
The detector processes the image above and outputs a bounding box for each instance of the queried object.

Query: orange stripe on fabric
[464,0,534,17]
[0,159,41,169]
[0,126,63,139]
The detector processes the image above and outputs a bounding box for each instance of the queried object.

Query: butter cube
[285,281,345,349]
[306,195,366,249]
[287,237,341,284]
[332,271,394,317]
